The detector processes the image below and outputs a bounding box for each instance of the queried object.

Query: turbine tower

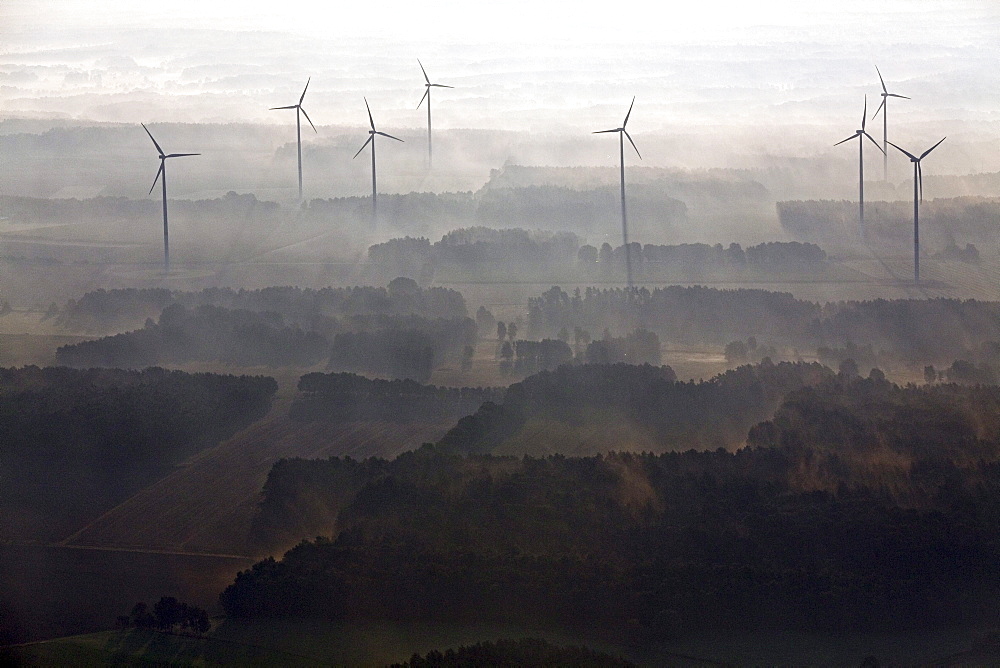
[353,98,403,224]
[593,97,641,289]
[416,59,453,168]
[270,78,316,201]
[872,65,910,182]
[887,137,946,283]
[834,95,883,241]
[142,124,199,274]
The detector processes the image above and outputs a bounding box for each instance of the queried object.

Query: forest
[55,304,329,368]
[0,192,281,230]
[474,183,687,235]
[55,303,476,379]
[525,285,1000,362]
[223,368,1000,644]
[56,280,468,334]
[290,372,503,423]
[435,362,832,456]
[778,196,1000,251]
[0,366,277,541]
[252,361,832,545]
[390,639,635,667]
[369,229,832,283]
[54,280,477,378]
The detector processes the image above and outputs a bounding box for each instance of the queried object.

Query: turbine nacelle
[887,134,945,282]
[594,96,641,289]
[872,65,910,119]
[594,113,640,156]
[142,124,198,194]
[592,97,642,160]
[887,137,946,201]
[353,98,404,159]
[416,59,454,109]
[140,123,198,273]
[834,96,884,154]
[269,78,317,133]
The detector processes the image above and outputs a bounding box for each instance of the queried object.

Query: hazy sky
[2,1,999,168]
[4,0,996,45]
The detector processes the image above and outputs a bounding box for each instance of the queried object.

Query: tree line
[390,638,635,668]
[55,300,477,380]
[526,285,1000,362]
[778,196,1000,250]
[56,278,468,334]
[291,371,503,423]
[118,598,210,635]
[439,361,830,456]
[369,228,831,284]
[224,409,1000,641]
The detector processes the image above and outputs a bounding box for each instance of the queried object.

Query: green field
[2,628,312,666]
[3,621,636,667]
[4,619,996,666]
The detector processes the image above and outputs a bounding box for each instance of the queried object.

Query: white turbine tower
[416,60,453,168]
[142,124,199,274]
[594,97,641,289]
[887,137,946,283]
[270,78,317,201]
[353,98,404,225]
[834,96,883,241]
[872,65,910,182]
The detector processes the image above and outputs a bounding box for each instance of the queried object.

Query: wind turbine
[834,95,883,240]
[416,59,453,167]
[353,97,403,223]
[887,137,946,283]
[872,65,910,182]
[142,123,199,274]
[270,78,316,201]
[594,97,641,289]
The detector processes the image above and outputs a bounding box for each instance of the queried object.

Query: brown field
[2,368,460,644]
[0,309,92,366]
[62,385,455,557]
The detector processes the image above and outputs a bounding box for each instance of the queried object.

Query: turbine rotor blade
[364,97,375,130]
[887,93,910,99]
[834,135,857,147]
[142,123,164,156]
[299,77,310,105]
[164,153,200,158]
[148,162,164,195]
[353,135,373,159]
[624,130,641,160]
[376,131,404,142]
[863,132,884,154]
[593,129,619,134]
[886,140,918,161]
[872,97,886,120]
[430,84,454,88]
[300,106,317,132]
[875,64,887,93]
[418,58,430,84]
[918,162,924,201]
[417,89,429,109]
[920,136,946,160]
[270,105,297,110]
[862,95,867,131]
[623,96,635,127]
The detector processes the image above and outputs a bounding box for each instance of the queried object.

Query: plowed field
[63,392,453,557]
